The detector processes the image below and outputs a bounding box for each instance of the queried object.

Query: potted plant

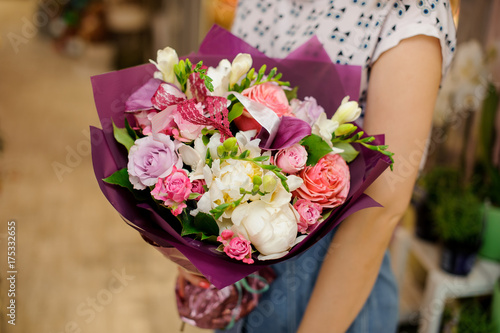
[494,278,500,333]
[441,298,496,333]
[431,176,483,276]
[413,167,463,242]
[474,83,500,262]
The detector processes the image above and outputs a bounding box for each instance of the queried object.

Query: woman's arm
[298,35,443,333]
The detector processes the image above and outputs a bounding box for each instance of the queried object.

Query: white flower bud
[150,47,179,87]
[229,53,253,87]
[331,96,362,125]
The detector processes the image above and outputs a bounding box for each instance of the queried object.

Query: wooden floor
[0,2,207,333]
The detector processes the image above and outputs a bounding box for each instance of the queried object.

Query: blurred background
[0,0,499,332]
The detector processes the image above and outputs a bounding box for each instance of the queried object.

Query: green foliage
[457,299,496,333]
[475,84,500,207]
[332,142,359,163]
[174,59,214,93]
[179,211,219,242]
[419,167,483,247]
[284,86,298,102]
[331,128,394,170]
[433,188,483,246]
[300,134,333,165]
[102,168,150,201]
[232,65,289,93]
[112,120,135,151]
[228,102,244,123]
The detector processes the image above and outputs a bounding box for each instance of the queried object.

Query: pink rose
[293,153,350,208]
[191,179,206,200]
[234,82,293,132]
[217,232,254,264]
[293,199,323,234]
[275,144,308,174]
[152,166,192,207]
[218,229,234,241]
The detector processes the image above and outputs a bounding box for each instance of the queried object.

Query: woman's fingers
[177,266,211,298]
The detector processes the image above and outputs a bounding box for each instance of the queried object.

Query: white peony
[196,158,263,219]
[231,201,299,260]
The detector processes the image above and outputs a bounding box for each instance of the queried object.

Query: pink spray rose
[293,199,323,234]
[127,134,183,190]
[217,231,254,264]
[151,166,192,215]
[191,179,206,200]
[293,153,350,208]
[234,82,293,132]
[275,144,308,174]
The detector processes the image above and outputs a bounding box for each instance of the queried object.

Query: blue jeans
[217,227,399,333]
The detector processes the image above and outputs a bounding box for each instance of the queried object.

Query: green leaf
[284,86,298,102]
[332,142,359,163]
[188,192,201,200]
[124,118,139,140]
[300,134,333,165]
[103,168,150,201]
[113,121,135,151]
[181,212,219,240]
[103,168,131,189]
[228,102,244,123]
[252,156,270,162]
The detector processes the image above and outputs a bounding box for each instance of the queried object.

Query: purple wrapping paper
[90,25,391,289]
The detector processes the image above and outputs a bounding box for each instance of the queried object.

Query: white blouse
[231,0,457,105]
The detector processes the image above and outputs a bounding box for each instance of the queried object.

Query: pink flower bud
[275,144,308,174]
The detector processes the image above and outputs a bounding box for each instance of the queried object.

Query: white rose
[231,201,298,259]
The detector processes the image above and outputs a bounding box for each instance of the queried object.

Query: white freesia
[331,96,362,125]
[235,130,264,158]
[150,47,180,88]
[207,59,231,96]
[231,201,298,259]
[312,112,339,147]
[261,172,303,207]
[178,134,213,181]
[230,53,253,87]
[196,158,263,219]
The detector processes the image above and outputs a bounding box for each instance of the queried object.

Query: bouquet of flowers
[91,26,393,291]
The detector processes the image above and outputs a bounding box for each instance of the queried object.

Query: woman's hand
[176,267,211,298]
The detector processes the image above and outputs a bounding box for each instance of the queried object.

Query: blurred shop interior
[1,0,500,333]
[36,0,237,68]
